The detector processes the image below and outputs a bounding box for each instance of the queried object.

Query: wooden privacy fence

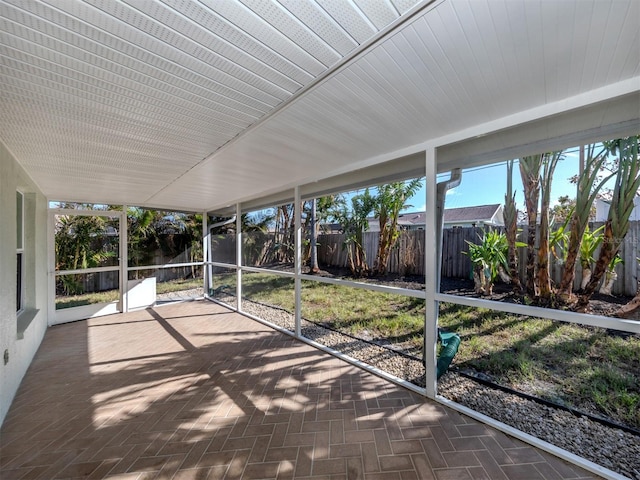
[318,230,426,276]
[317,222,640,296]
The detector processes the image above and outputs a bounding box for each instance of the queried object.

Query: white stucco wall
[0,141,49,426]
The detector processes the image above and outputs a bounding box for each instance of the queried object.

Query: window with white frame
[16,190,24,313]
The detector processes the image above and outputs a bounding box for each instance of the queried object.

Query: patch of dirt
[439,276,639,320]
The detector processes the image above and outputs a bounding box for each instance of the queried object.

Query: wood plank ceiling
[1,0,638,212]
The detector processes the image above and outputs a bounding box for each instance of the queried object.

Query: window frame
[16,190,24,314]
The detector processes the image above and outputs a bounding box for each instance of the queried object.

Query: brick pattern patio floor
[0,301,599,479]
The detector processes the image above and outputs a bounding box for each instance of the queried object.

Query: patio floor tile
[0,301,601,479]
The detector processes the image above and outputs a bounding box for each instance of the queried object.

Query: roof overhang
[1,0,638,212]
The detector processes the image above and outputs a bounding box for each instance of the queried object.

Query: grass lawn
[55,289,120,309]
[438,302,640,428]
[55,278,203,309]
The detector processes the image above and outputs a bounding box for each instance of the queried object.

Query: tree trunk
[309,199,319,273]
[581,267,591,289]
[599,271,617,295]
[354,232,369,277]
[375,227,390,276]
[558,217,582,299]
[536,153,559,300]
[537,207,552,299]
[503,192,522,292]
[519,155,543,297]
[374,215,396,277]
[346,243,356,276]
[576,221,618,311]
[525,222,537,296]
[472,264,485,295]
[615,287,640,318]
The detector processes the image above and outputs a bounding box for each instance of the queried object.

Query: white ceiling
[1,0,639,212]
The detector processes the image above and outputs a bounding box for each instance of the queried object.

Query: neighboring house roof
[363,204,504,231]
[443,204,503,224]
[396,204,503,225]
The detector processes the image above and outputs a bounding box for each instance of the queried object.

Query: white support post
[424,148,439,398]
[294,187,302,338]
[47,207,55,326]
[120,205,128,313]
[236,203,242,312]
[202,211,208,296]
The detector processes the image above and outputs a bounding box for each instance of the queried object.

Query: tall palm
[332,190,376,277]
[308,199,319,273]
[55,211,117,294]
[372,178,422,276]
[504,160,522,291]
[127,207,157,271]
[537,152,562,300]
[557,144,613,299]
[578,136,640,311]
[519,154,543,296]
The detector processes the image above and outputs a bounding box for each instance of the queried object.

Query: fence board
[317,222,640,295]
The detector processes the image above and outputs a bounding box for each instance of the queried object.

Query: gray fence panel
[316,222,640,295]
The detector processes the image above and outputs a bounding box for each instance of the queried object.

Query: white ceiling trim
[156,0,639,212]
[194,77,640,213]
[1,0,638,213]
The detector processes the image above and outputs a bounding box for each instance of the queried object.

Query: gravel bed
[439,374,640,479]
[212,295,639,479]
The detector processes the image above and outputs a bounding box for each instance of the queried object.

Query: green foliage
[128,208,204,272]
[331,190,376,276]
[606,254,623,273]
[578,224,604,270]
[372,178,423,275]
[464,229,509,284]
[575,144,614,227]
[55,211,119,295]
[578,136,640,307]
[550,195,576,224]
[503,160,522,290]
[549,214,572,263]
[603,136,640,239]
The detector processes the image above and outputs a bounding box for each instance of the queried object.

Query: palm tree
[557,144,613,299]
[577,136,640,311]
[127,207,157,273]
[241,210,275,266]
[181,213,203,278]
[307,199,319,273]
[372,178,422,276]
[273,204,295,264]
[332,190,376,277]
[519,154,543,296]
[536,152,562,300]
[306,195,340,273]
[503,160,522,292]
[55,209,118,294]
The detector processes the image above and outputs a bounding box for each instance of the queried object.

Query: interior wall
[0,141,49,426]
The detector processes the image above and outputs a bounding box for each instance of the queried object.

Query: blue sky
[405,147,585,213]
